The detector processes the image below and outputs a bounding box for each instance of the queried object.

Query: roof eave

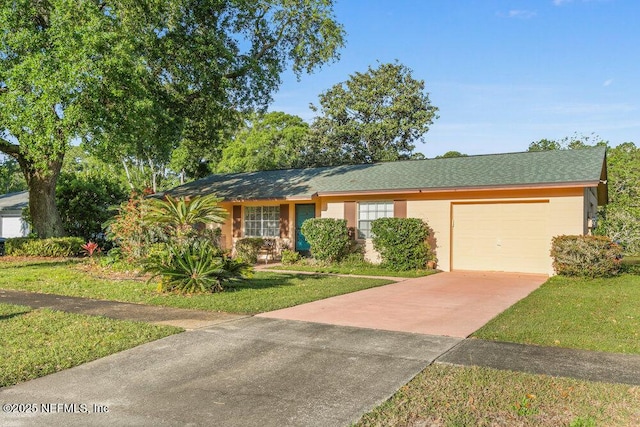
[316,181,602,197]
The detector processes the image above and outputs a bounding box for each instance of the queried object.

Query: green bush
[56,171,128,244]
[142,240,251,294]
[550,235,623,277]
[5,237,85,257]
[371,218,430,271]
[281,249,301,265]
[235,237,265,264]
[301,218,350,263]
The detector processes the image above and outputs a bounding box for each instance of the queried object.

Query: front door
[295,204,315,252]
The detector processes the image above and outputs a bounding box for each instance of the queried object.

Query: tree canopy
[0,0,345,237]
[308,62,439,165]
[216,112,311,173]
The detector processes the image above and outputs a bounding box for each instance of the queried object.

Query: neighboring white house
[0,191,30,238]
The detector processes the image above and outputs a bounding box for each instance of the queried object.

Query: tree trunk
[21,157,66,238]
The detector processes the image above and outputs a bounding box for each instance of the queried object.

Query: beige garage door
[452,201,551,274]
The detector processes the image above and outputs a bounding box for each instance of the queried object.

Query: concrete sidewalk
[0,289,246,329]
[437,338,640,386]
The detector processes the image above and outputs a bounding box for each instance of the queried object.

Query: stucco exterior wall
[214,185,595,274]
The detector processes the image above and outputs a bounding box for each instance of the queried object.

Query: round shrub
[301,218,349,263]
[551,235,623,277]
[371,217,430,271]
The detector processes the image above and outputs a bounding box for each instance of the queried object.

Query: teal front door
[295,204,315,252]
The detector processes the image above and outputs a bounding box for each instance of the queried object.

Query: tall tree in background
[308,62,439,165]
[216,112,311,173]
[0,0,344,237]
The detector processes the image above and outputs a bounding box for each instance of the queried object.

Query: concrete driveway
[259,271,548,337]
[0,317,460,427]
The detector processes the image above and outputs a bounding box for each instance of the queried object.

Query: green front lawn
[356,364,640,426]
[473,274,640,354]
[0,258,392,314]
[0,303,181,388]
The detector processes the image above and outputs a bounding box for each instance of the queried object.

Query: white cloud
[603,79,613,87]
[497,10,537,19]
[508,10,537,18]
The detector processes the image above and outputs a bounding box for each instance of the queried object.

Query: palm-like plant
[146,194,229,242]
[142,240,250,293]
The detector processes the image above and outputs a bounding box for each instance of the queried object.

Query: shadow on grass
[226,273,328,291]
[0,310,31,321]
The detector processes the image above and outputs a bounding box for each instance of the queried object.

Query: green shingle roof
[168,147,607,201]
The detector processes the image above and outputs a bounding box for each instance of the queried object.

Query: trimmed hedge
[371,217,430,270]
[301,218,350,263]
[234,237,265,264]
[5,237,85,257]
[550,235,623,277]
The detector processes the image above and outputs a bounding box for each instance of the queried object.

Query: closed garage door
[452,201,551,274]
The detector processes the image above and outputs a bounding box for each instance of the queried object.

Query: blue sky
[270,0,639,158]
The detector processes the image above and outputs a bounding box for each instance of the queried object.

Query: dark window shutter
[344,201,356,236]
[279,204,289,238]
[232,205,242,238]
[394,200,407,218]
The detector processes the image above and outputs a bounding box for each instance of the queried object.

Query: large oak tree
[0,0,344,237]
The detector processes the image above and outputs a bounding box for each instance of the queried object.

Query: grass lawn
[268,263,436,278]
[356,364,640,426]
[0,303,181,388]
[0,258,392,314]
[473,274,640,354]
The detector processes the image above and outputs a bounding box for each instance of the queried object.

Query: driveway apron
[259,271,548,337]
[0,317,460,427]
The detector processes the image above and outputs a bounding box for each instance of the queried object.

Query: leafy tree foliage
[0,156,27,194]
[308,62,439,165]
[435,151,468,159]
[55,171,129,244]
[0,0,345,237]
[527,133,606,152]
[216,112,311,173]
[596,142,640,253]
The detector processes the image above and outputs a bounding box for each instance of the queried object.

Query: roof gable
[169,147,607,201]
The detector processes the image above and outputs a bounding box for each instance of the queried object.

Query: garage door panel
[452,202,550,274]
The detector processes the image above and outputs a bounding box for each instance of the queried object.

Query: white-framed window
[244,206,280,237]
[358,201,393,239]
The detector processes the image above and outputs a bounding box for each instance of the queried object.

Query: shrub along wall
[234,237,265,264]
[5,237,85,257]
[551,235,623,277]
[371,218,430,271]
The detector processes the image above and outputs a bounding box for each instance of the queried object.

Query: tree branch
[224,16,291,80]
[0,136,20,156]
